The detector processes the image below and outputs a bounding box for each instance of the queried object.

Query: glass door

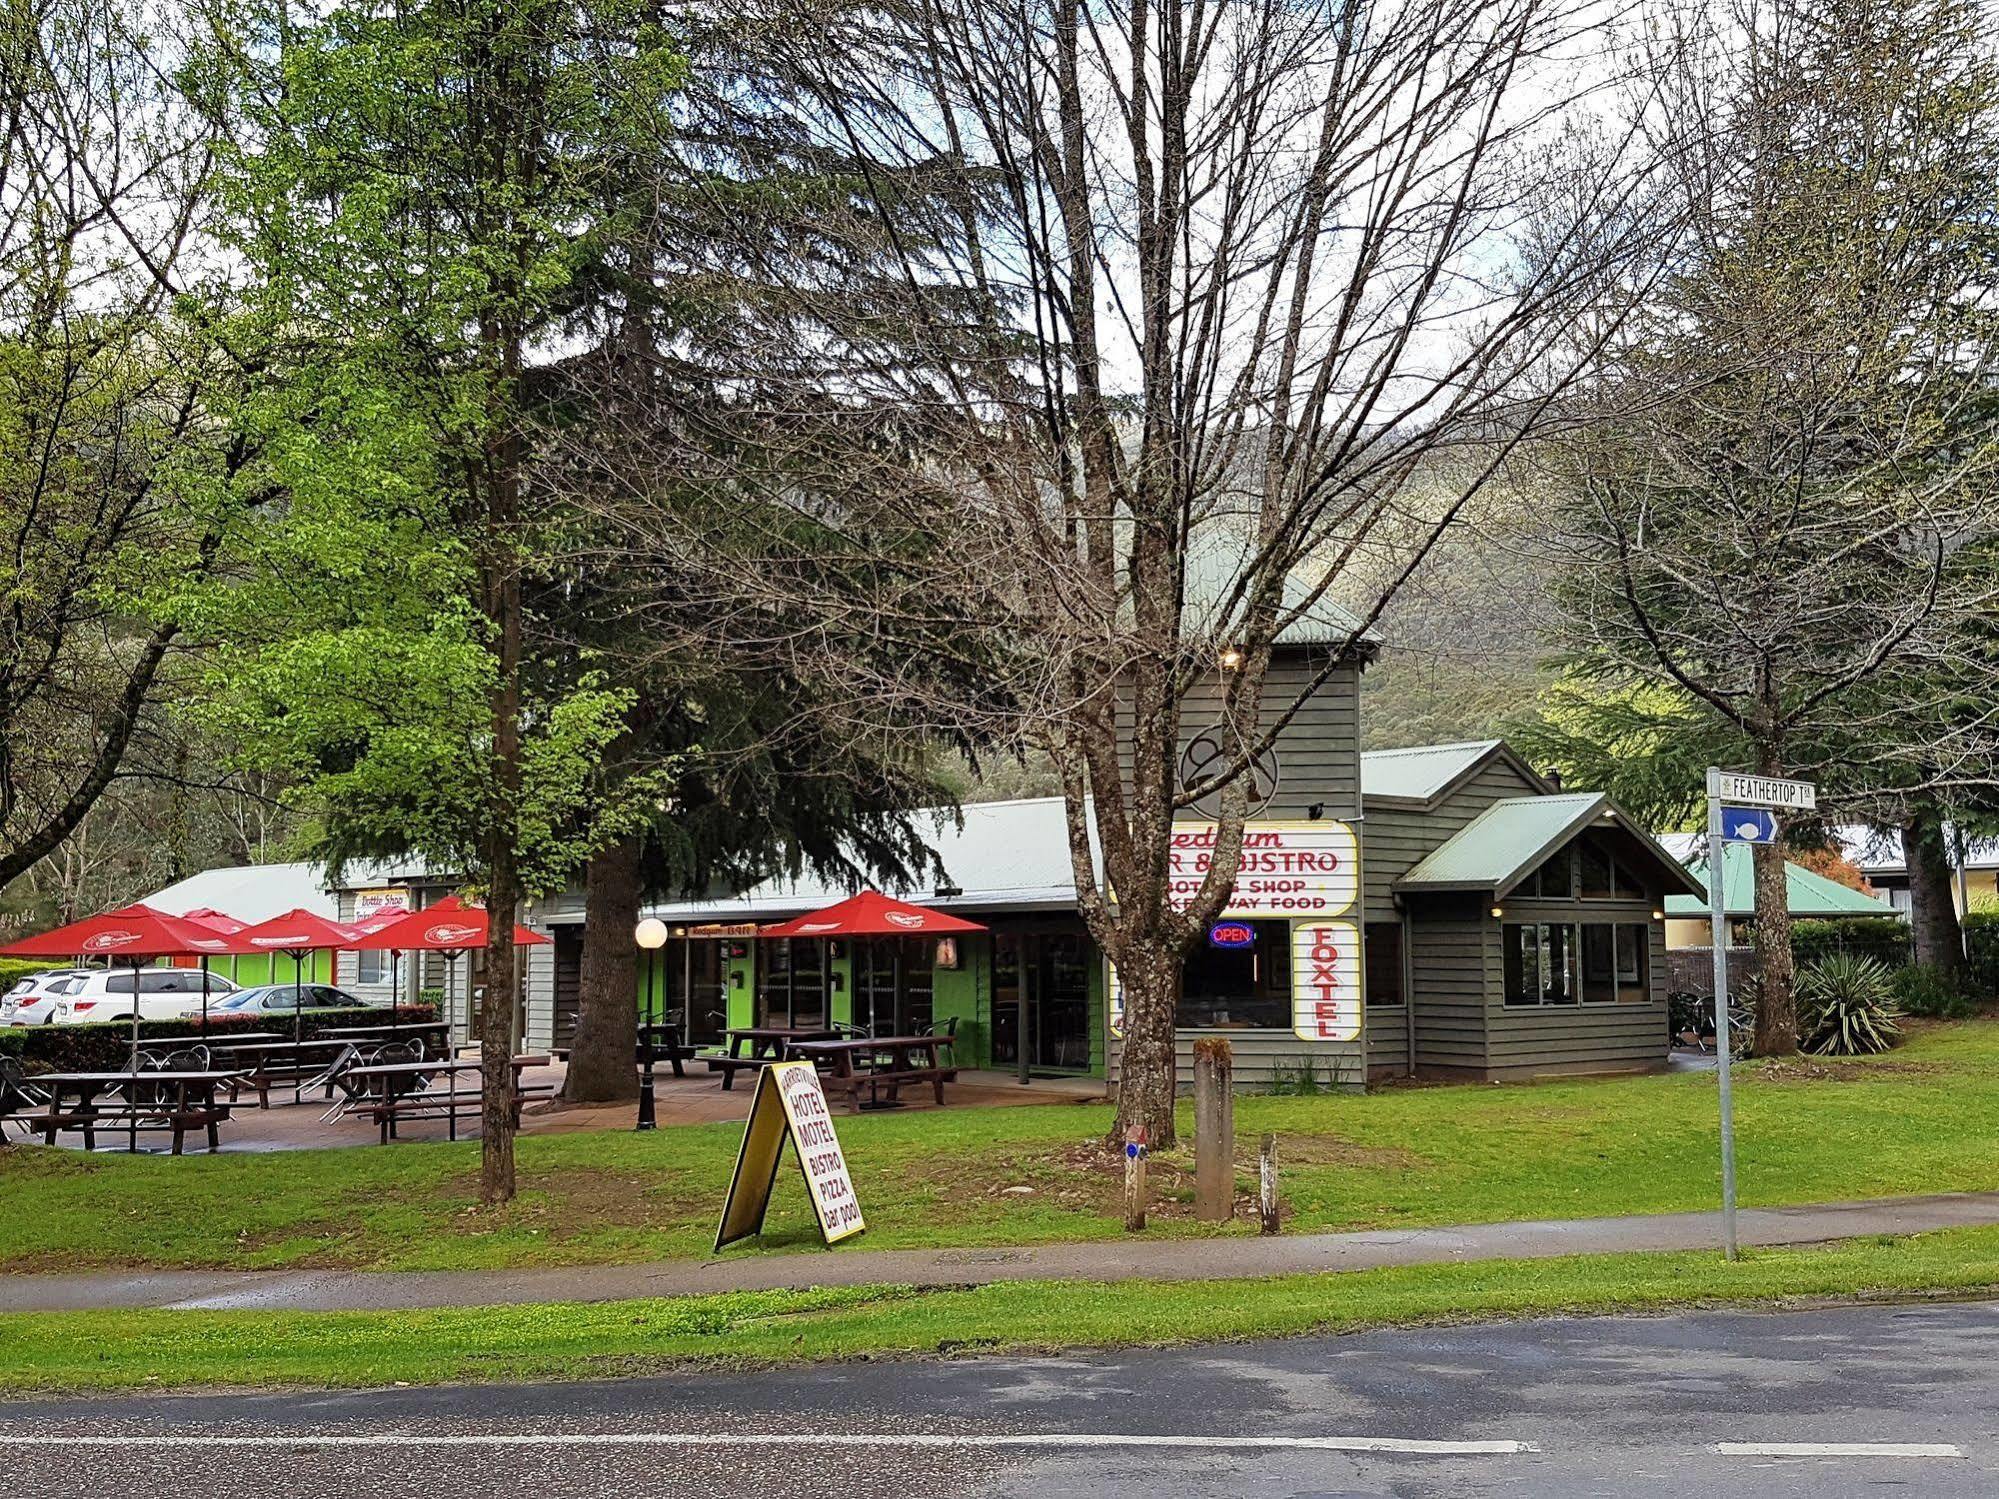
[992,926,1094,1075]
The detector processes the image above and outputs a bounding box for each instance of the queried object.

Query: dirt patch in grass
[1753,1057,1951,1084]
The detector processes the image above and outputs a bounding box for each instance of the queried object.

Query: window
[1505,923,1577,1005]
[1525,844,1574,897]
[1579,840,1614,900]
[757,938,827,1027]
[1177,919,1292,1028]
[1364,922,1404,1007]
[357,949,387,985]
[1510,922,1652,1006]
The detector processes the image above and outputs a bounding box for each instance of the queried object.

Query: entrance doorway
[853,936,935,1037]
[650,937,727,1047]
[992,926,1094,1074]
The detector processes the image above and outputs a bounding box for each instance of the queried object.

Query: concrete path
[5,1190,1996,1315]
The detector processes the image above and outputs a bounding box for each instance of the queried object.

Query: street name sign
[1706,771,1817,811]
[715,1061,866,1250]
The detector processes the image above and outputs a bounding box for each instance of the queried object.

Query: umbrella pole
[130,957,142,1154]
[294,948,306,1103]
[201,956,211,1031]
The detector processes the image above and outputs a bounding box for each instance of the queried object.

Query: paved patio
[20,1059,1107,1154]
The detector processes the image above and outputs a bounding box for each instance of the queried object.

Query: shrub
[1796,953,1902,1056]
[0,957,59,992]
[1965,909,1999,1000]
[0,1004,439,1075]
[1891,963,1975,1020]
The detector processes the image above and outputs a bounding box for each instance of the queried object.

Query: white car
[2,969,90,1025]
[43,968,242,1026]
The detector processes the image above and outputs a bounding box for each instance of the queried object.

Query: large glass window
[1363,922,1404,1007]
[1525,844,1574,897]
[1177,919,1291,1028]
[1510,922,1651,1006]
[854,936,934,1036]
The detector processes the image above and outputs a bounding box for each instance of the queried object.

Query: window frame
[1504,920,1655,1008]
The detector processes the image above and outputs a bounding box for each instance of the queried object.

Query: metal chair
[0,1055,48,1137]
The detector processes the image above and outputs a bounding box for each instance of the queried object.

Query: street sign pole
[1704,771,1739,1261]
[1702,766,1815,1263]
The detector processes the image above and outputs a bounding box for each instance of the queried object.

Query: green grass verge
[4,1018,1998,1274]
[6,1226,1999,1393]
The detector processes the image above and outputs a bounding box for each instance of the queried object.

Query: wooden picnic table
[788,1035,958,1112]
[637,1021,694,1079]
[701,1026,841,1089]
[318,1020,449,1039]
[136,1030,286,1048]
[337,1055,552,1143]
[16,1070,246,1154]
[205,1036,381,1107]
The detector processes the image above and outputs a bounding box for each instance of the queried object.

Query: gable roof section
[1359,739,1550,807]
[1397,793,1703,898]
[141,862,339,925]
[1665,846,1899,919]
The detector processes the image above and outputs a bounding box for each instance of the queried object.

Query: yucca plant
[1797,953,1903,1057]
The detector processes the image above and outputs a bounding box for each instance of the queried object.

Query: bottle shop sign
[1168,821,1359,916]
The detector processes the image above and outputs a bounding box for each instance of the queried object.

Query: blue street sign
[1719,807,1778,844]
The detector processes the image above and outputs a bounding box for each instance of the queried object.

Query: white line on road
[1715,1443,1963,1459]
[0,1432,1535,1456]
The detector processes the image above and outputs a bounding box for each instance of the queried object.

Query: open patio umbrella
[231,909,365,1082]
[179,908,247,1027]
[348,904,413,1016]
[759,893,987,1042]
[758,890,987,938]
[350,896,548,1048]
[0,903,236,1067]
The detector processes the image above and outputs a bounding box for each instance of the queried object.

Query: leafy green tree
[202,0,682,1200]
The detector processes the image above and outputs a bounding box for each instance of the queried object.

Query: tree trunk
[1751,839,1796,1056]
[562,836,641,1103]
[1113,940,1182,1150]
[1903,810,1965,977]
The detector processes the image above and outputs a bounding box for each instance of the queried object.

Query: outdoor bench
[700,1052,773,1089]
[18,1102,232,1155]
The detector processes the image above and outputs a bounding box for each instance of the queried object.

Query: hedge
[1790,916,1911,971]
[0,957,59,992]
[1968,909,1999,999]
[0,1005,440,1075]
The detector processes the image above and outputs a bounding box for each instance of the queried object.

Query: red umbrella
[348,894,549,952]
[182,907,247,935]
[349,896,548,1048]
[759,890,987,938]
[0,904,236,1061]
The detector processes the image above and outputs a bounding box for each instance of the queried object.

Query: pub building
[454,615,1699,1092]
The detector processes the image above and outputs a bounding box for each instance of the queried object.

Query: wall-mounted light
[634,918,668,951]
[1652,908,1666,922]
[1490,904,1505,920]
[936,937,960,970]
[1220,647,1244,669]
[1307,802,1325,821]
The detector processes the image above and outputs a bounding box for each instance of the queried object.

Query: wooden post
[1258,1132,1280,1235]
[1193,1037,1233,1222]
[1122,1125,1148,1232]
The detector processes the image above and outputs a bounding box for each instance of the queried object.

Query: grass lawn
[3,1019,1998,1274]
[6,1225,1999,1393]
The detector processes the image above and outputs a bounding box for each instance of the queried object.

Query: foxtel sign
[1291,920,1361,1042]
[1168,820,1359,918]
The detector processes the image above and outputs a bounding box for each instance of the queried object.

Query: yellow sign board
[715,1061,866,1250]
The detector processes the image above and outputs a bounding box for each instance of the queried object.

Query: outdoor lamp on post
[634,918,669,1130]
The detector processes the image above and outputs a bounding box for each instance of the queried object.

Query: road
[3,1299,1996,1497]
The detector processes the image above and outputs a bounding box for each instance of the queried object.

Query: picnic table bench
[338,1055,553,1143]
[700,1026,840,1089]
[789,1035,958,1112]
[5,1070,244,1154]
[206,1036,367,1106]
[638,1021,698,1080]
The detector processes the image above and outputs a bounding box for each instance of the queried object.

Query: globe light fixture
[635,917,669,950]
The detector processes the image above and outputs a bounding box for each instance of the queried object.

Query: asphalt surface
[8,1189,1999,1311]
[3,1299,1997,1496]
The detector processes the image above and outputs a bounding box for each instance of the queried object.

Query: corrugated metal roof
[141,862,339,924]
[630,797,1085,924]
[1180,536,1384,649]
[1832,823,1999,876]
[1360,740,1503,803]
[1396,793,1609,890]
[1664,846,1899,919]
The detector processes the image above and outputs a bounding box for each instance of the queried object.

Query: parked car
[212,983,366,1014]
[2,969,91,1025]
[54,968,243,1026]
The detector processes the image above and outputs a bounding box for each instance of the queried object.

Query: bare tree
[1534,0,1999,1053]
[590,0,1669,1144]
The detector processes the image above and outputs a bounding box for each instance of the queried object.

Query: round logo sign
[1179,727,1280,819]
[425,922,482,945]
[80,930,141,952]
[884,911,926,929]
